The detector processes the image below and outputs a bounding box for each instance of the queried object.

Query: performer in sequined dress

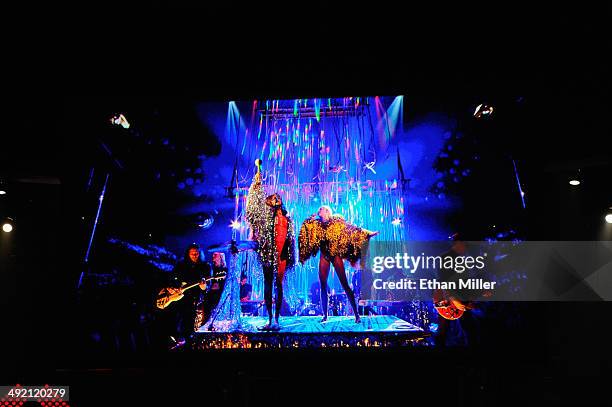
[246,159,296,331]
[298,205,378,323]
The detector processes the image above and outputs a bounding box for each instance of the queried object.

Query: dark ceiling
[1,5,610,243]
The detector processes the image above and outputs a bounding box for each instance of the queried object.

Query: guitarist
[434,233,483,347]
[162,243,210,348]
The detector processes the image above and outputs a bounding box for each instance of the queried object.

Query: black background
[1,4,611,406]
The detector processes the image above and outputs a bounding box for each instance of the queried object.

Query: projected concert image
[3,8,611,406]
[69,95,535,351]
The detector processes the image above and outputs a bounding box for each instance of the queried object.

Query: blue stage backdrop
[166,96,466,328]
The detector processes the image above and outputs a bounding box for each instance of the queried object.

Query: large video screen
[74,95,531,350]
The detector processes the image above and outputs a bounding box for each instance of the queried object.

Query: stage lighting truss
[259,102,367,120]
[233,178,410,194]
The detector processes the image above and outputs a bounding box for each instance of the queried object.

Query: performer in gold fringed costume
[246,160,296,331]
[298,205,378,323]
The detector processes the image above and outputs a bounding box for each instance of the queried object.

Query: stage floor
[197,315,423,334]
[192,316,429,348]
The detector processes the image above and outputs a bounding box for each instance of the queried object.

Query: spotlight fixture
[110,113,130,129]
[606,208,612,224]
[2,218,14,233]
[0,190,6,195]
[569,168,582,186]
[473,104,494,118]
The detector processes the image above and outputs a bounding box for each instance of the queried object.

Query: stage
[193,316,430,349]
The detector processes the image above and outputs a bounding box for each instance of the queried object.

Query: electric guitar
[156,276,226,310]
[432,244,502,320]
[433,289,476,320]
